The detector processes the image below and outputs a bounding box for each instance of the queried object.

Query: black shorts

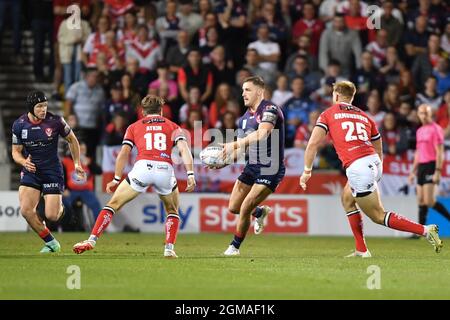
[238,164,286,192]
[417,161,436,186]
[20,170,65,195]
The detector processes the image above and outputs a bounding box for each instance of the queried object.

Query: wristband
[187,171,195,177]
[113,175,121,183]
[304,165,312,172]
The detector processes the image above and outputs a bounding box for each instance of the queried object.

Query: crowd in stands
[1,0,450,172]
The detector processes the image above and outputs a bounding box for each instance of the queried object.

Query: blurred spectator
[404,15,429,62]
[412,34,443,91]
[294,110,322,150]
[148,61,178,102]
[379,46,403,85]
[156,0,180,55]
[247,0,264,26]
[398,70,416,105]
[30,0,54,82]
[181,109,209,156]
[121,10,138,45]
[380,0,403,46]
[436,90,450,140]
[244,48,275,88]
[383,83,401,112]
[194,12,221,48]
[365,29,388,69]
[310,76,334,112]
[217,111,238,142]
[209,83,239,128]
[103,83,136,125]
[97,30,126,71]
[198,0,212,19]
[177,0,203,38]
[397,101,419,130]
[58,15,91,92]
[287,55,321,94]
[125,24,162,73]
[103,0,134,29]
[0,0,23,64]
[406,0,444,34]
[216,0,247,68]
[319,0,340,25]
[252,1,287,43]
[248,24,281,73]
[272,75,293,108]
[343,0,375,46]
[285,35,318,74]
[83,15,110,68]
[319,13,362,77]
[433,55,450,96]
[283,77,317,147]
[177,47,214,103]
[119,72,141,110]
[200,27,220,64]
[380,112,409,156]
[104,111,128,146]
[65,68,105,160]
[442,22,450,54]
[291,2,324,56]
[179,86,209,125]
[321,59,346,86]
[366,91,386,129]
[352,51,383,106]
[166,29,191,74]
[62,141,102,220]
[124,57,150,97]
[415,75,443,112]
[210,45,235,87]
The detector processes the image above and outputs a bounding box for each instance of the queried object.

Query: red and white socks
[346,209,368,252]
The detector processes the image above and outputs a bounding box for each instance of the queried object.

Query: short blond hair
[141,95,165,115]
[333,81,356,99]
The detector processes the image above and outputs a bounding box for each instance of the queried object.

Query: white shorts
[346,154,382,197]
[127,160,177,195]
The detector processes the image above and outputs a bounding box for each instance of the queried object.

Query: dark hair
[243,76,265,89]
[141,95,165,115]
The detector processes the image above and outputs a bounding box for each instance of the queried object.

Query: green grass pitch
[0,232,449,300]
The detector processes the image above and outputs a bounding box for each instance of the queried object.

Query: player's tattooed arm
[300,126,327,190]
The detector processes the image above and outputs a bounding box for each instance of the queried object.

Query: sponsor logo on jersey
[31,126,40,130]
[45,128,53,137]
[160,152,170,159]
[21,129,28,139]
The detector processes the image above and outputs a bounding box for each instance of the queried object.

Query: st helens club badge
[45,128,52,137]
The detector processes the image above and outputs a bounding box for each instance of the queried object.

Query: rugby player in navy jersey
[220,76,286,255]
[11,91,85,253]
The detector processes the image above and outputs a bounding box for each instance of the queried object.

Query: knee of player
[20,206,35,218]
[228,207,240,215]
[45,209,60,222]
[424,199,435,208]
[369,210,386,225]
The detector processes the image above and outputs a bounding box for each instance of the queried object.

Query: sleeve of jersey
[315,113,329,133]
[122,127,135,148]
[261,105,279,125]
[173,126,187,144]
[368,117,381,141]
[11,121,22,145]
[59,117,72,138]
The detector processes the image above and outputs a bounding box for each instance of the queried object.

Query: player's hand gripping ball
[200,145,229,169]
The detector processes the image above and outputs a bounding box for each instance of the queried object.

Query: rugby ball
[200,145,228,169]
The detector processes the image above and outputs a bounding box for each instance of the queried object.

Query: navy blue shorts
[20,170,64,195]
[238,164,286,192]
